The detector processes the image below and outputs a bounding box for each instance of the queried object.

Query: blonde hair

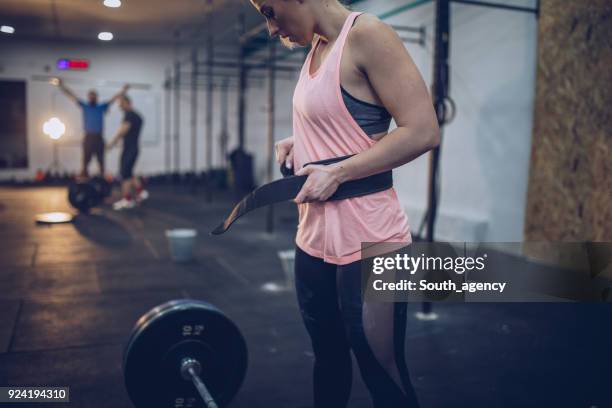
[280,36,298,49]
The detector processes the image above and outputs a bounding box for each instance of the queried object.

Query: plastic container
[165,229,197,262]
[277,249,296,288]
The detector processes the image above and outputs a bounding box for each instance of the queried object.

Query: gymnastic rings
[435,96,456,126]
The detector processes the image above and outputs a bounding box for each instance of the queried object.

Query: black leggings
[294,246,420,408]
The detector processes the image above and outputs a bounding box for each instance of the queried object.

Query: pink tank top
[292,11,411,265]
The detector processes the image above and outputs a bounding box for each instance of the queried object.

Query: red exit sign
[57,59,90,70]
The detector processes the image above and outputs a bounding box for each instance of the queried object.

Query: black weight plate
[123,300,248,408]
[123,300,183,368]
[124,300,247,407]
[90,176,111,198]
[68,181,101,212]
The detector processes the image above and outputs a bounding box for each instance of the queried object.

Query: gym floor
[0,185,610,408]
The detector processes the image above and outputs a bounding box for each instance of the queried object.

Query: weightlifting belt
[211,155,392,235]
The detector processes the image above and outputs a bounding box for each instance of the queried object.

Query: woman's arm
[334,17,440,181]
[294,17,440,203]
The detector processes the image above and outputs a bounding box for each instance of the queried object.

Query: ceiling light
[103,0,122,8]
[1,25,15,34]
[98,32,113,41]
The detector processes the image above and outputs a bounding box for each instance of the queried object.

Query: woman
[250,0,440,406]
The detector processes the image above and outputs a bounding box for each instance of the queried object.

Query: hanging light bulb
[43,117,66,140]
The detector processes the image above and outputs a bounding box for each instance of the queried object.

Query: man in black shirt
[107,95,148,210]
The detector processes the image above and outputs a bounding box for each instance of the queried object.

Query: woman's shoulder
[353,12,384,29]
[349,13,401,47]
[348,13,405,60]
[351,13,393,36]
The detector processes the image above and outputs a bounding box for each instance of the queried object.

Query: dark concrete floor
[0,185,610,408]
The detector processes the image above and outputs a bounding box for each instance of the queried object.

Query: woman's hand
[294,164,345,203]
[275,136,294,170]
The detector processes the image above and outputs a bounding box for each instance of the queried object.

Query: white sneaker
[113,198,136,210]
[137,189,149,202]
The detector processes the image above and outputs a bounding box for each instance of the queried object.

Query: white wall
[0,38,296,181]
[0,41,169,177]
[0,40,244,178]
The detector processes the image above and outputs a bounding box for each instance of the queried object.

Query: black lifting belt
[211,155,392,235]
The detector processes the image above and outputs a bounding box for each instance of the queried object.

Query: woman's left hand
[294,164,343,203]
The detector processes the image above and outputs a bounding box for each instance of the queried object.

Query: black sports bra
[341,85,392,136]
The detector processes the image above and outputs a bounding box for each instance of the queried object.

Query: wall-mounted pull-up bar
[452,0,539,16]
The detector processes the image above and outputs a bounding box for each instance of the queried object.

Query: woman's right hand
[275,136,294,170]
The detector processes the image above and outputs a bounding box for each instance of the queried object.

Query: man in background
[107,95,148,210]
[55,78,128,178]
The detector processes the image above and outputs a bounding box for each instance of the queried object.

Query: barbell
[123,300,248,408]
[67,176,111,212]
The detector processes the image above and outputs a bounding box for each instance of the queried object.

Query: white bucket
[277,249,296,288]
[166,229,198,262]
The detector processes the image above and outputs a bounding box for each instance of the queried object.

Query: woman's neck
[312,2,351,44]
